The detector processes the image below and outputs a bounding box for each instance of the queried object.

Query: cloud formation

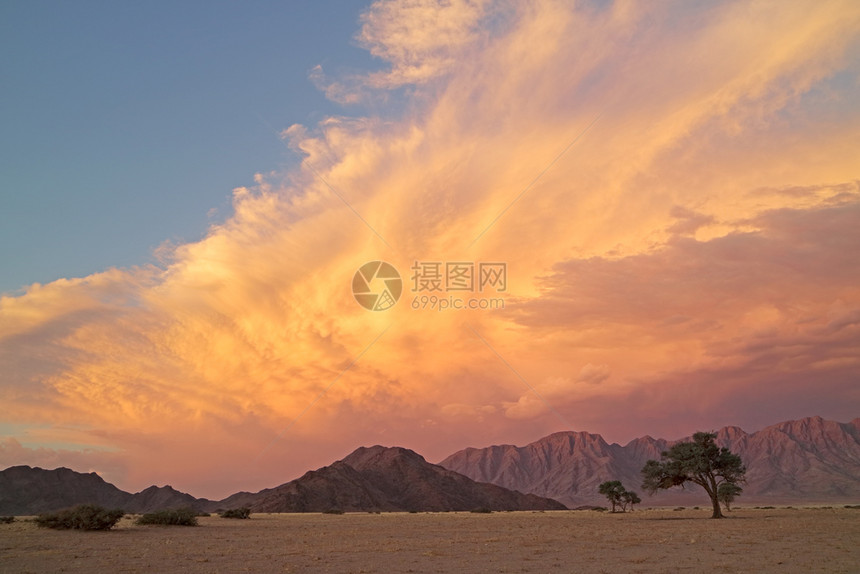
[2,0,859,497]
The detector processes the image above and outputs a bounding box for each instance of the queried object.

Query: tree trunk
[703,474,724,519]
[710,493,724,519]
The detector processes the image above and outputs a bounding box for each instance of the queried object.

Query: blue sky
[1,1,375,294]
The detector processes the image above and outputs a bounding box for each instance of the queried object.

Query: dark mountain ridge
[0,446,564,515]
[220,446,565,513]
[0,465,213,515]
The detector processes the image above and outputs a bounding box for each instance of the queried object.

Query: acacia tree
[598,481,640,512]
[718,483,743,512]
[598,480,625,512]
[641,431,745,519]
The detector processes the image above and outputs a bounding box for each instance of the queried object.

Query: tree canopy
[641,431,745,518]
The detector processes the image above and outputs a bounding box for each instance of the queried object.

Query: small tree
[641,431,745,519]
[718,483,742,512]
[621,490,641,512]
[598,481,639,513]
[598,480,625,512]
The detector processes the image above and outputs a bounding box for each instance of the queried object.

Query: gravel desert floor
[1,507,858,573]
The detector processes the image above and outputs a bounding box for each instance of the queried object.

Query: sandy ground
[1,507,858,573]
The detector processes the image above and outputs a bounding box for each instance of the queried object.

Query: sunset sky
[2,0,859,499]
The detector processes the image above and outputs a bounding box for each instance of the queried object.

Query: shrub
[0,516,15,524]
[322,508,344,515]
[136,507,198,526]
[470,507,492,514]
[35,505,125,531]
[219,507,251,519]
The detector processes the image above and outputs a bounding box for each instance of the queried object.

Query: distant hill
[438,416,860,507]
[221,446,566,512]
[0,446,564,515]
[0,466,212,515]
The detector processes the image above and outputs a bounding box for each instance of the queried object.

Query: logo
[352,261,403,311]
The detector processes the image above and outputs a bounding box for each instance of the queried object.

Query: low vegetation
[136,507,198,526]
[35,504,125,530]
[470,507,493,513]
[0,516,15,524]
[220,507,251,519]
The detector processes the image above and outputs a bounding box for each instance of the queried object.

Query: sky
[1,0,859,499]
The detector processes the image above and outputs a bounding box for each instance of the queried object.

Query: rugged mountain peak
[715,425,749,446]
[772,414,826,434]
[621,435,667,459]
[759,416,859,451]
[537,430,610,450]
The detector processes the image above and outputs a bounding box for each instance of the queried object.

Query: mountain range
[1,416,858,514]
[439,416,860,507]
[0,446,563,515]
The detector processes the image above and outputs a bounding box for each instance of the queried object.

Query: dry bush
[35,505,125,530]
[136,507,198,526]
[220,507,251,519]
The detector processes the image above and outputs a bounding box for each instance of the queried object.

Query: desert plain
[1,507,858,573]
